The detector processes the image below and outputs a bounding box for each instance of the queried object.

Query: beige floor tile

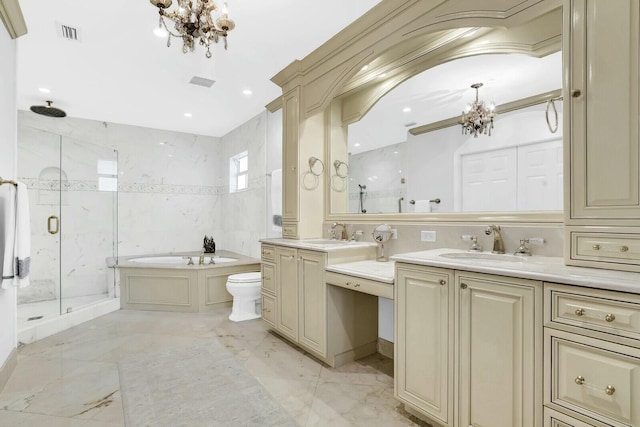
[1,308,422,427]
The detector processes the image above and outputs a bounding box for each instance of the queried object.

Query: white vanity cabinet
[565,0,640,271]
[260,241,376,364]
[395,264,454,426]
[544,283,640,427]
[394,264,542,427]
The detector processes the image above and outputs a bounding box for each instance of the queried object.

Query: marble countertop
[325,260,395,284]
[260,238,377,252]
[111,250,261,269]
[391,248,640,295]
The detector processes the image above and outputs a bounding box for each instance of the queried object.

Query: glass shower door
[17,128,62,322]
[17,126,118,325]
[59,135,118,312]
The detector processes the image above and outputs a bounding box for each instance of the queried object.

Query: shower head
[358,184,367,190]
[30,101,66,118]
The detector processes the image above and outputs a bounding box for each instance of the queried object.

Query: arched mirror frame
[321,1,565,225]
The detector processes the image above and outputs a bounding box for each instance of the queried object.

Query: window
[97,159,118,192]
[229,151,249,193]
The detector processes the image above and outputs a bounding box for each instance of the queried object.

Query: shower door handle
[47,215,59,235]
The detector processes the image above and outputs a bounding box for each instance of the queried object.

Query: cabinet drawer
[261,244,275,262]
[544,408,600,427]
[545,284,640,341]
[261,293,276,327]
[261,263,275,294]
[325,271,393,299]
[572,232,640,266]
[282,221,298,238]
[546,329,640,427]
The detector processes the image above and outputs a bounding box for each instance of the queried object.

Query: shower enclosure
[17,126,118,329]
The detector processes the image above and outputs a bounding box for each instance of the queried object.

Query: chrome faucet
[484,225,505,254]
[331,222,349,240]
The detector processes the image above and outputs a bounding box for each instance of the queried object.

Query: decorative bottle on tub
[203,235,216,254]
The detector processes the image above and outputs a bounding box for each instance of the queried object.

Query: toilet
[225,272,262,322]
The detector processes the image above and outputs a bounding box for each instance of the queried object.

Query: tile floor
[0,308,430,426]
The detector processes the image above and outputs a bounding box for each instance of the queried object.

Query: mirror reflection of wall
[342,52,562,214]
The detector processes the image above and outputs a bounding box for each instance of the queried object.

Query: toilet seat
[227,272,261,283]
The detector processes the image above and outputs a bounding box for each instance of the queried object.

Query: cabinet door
[457,272,541,427]
[297,250,326,355]
[395,264,454,426]
[568,0,640,220]
[275,246,298,342]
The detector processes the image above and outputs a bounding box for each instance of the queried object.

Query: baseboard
[377,337,394,359]
[0,347,17,392]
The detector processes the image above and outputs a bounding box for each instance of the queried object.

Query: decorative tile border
[20,178,268,196]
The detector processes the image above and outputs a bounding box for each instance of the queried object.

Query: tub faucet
[331,222,349,240]
[485,224,505,254]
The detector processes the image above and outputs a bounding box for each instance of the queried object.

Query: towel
[1,182,31,289]
[271,168,282,232]
[414,200,432,213]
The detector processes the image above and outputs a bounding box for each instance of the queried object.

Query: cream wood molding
[326,211,564,224]
[265,96,282,113]
[271,0,561,119]
[0,0,27,39]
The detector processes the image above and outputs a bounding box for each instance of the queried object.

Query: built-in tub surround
[117,250,260,312]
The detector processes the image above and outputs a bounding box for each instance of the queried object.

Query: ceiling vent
[404,122,417,127]
[57,22,81,41]
[189,76,216,88]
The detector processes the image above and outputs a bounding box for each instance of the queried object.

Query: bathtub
[128,256,238,265]
[116,250,260,313]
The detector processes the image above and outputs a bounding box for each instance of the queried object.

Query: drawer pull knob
[346,282,352,286]
[575,308,585,316]
[575,375,585,385]
[605,385,616,396]
[439,280,446,286]
[592,244,601,250]
[572,89,582,98]
[262,308,271,313]
[461,283,468,289]
[354,283,361,287]
[620,245,629,252]
[605,313,616,322]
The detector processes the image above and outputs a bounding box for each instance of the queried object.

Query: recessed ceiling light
[184,113,192,118]
[154,27,168,38]
[402,107,411,113]
[168,154,173,158]
[38,87,51,94]
[242,89,253,96]
[393,151,399,154]
[354,143,361,147]
[361,65,369,71]
[159,142,168,145]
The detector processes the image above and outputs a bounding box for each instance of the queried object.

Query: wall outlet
[391,229,397,239]
[421,230,437,242]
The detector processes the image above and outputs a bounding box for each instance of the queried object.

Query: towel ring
[333,160,349,178]
[301,171,320,191]
[330,174,346,192]
[546,99,559,134]
[308,157,325,177]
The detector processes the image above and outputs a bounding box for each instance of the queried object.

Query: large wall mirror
[327,7,563,218]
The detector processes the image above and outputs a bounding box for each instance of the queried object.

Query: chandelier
[460,83,496,137]
[150,0,235,59]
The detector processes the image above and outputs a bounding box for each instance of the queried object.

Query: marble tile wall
[215,112,269,259]
[17,111,223,301]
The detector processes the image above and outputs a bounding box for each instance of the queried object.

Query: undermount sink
[439,252,524,262]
